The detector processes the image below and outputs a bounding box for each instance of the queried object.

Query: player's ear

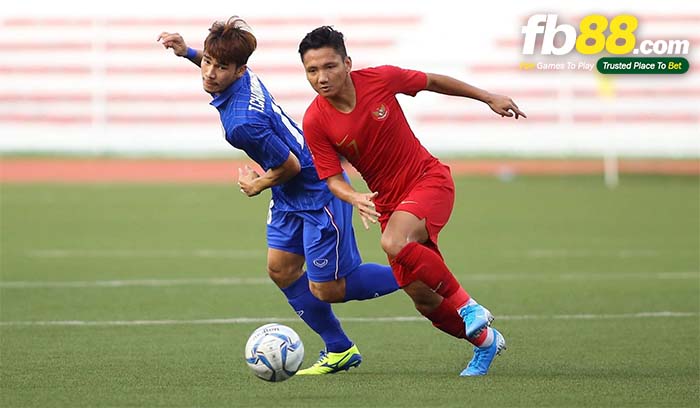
[235,64,247,78]
[345,56,352,73]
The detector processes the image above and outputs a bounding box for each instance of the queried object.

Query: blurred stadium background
[0,0,698,162]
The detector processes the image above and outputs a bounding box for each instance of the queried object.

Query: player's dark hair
[298,26,348,60]
[204,17,257,67]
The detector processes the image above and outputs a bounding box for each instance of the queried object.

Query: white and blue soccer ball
[244,323,304,382]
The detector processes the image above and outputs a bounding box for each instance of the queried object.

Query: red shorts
[378,163,455,247]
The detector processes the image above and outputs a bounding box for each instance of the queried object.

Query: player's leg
[267,249,351,350]
[266,204,354,359]
[308,263,398,303]
[381,165,495,344]
[304,196,399,304]
[381,164,505,375]
[382,212,479,339]
[383,211,471,315]
[297,201,384,375]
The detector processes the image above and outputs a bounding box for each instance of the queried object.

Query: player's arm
[238,153,301,197]
[326,174,380,230]
[157,32,202,67]
[425,73,527,119]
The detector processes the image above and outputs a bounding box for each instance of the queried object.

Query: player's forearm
[250,154,301,193]
[252,167,297,191]
[425,73,493,103]
[325,174,357,204]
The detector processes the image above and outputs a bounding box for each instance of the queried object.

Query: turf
[1,175,698,407]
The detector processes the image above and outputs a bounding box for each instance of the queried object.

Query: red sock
[470,327,489,347]
[425,298,466,339]
[422,239,443,259]
[424,299,490,346]
[394,242,470,310]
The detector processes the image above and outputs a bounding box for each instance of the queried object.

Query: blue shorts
[267,195,362,283]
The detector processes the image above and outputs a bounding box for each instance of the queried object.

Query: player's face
[201,52,246,94]
[302,47,351,99]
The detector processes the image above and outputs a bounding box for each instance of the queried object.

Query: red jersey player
[298,26,526,376]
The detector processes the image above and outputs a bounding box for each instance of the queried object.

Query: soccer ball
[244,323,304,382]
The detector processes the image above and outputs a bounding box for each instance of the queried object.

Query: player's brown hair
[204,16,257,67]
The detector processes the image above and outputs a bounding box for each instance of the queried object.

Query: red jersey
[303,65,440,213]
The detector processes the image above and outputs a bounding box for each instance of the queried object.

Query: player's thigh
[382,164,456,256]
[301,197,362,284]
[266,203,305,287]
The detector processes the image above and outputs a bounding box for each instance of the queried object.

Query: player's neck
[326,77,356,113]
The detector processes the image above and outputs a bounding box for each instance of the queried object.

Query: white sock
[478,328,494,348]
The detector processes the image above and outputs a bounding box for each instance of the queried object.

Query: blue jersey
[211,69,334,212]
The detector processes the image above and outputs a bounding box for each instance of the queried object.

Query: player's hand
[157,32,188,57]
[352,191,381,230]
[238,165,262,197]
[486,93,527,119]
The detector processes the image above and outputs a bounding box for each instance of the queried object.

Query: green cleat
[296,344,362,375]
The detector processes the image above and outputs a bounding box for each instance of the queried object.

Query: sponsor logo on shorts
[313,258,329,268]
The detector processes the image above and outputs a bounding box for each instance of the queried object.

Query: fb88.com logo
[522,14,690,56]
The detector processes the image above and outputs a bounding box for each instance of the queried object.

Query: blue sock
[281,273,352,353]
[344,263,399,302]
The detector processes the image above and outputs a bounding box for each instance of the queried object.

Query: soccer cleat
[460,328,506,376]
[459,302,494,339]
[296,344,362,375]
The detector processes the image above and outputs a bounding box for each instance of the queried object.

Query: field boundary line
[25,249,265,258]
[23,248,698,259]
[2,271,698,289]
[1,271,697,289]
[0,311,696,327]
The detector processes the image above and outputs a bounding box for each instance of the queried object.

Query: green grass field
[1,175,698,407]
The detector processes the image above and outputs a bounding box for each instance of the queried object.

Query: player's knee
[380,234,406,258]
[309,280,345,303]
[266,263,303,288]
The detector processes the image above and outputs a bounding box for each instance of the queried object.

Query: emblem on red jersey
[372,103,388,121]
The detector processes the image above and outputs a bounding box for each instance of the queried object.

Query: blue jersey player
[158,17,399,374]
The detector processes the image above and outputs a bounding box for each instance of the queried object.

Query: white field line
[26,249,266,258]
[0,311,696,327]
[1,272,697,289]
[511,249,700,258]
[0,277,272,288]
[25,248,698,259]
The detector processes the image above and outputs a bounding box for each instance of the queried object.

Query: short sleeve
[302,109,343,180]
[377,65,428,97]
[227,122,291,171]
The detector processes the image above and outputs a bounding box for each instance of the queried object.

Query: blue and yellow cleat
[460,328,506,376]
[296,344,362,375]
[459,303,495,339]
